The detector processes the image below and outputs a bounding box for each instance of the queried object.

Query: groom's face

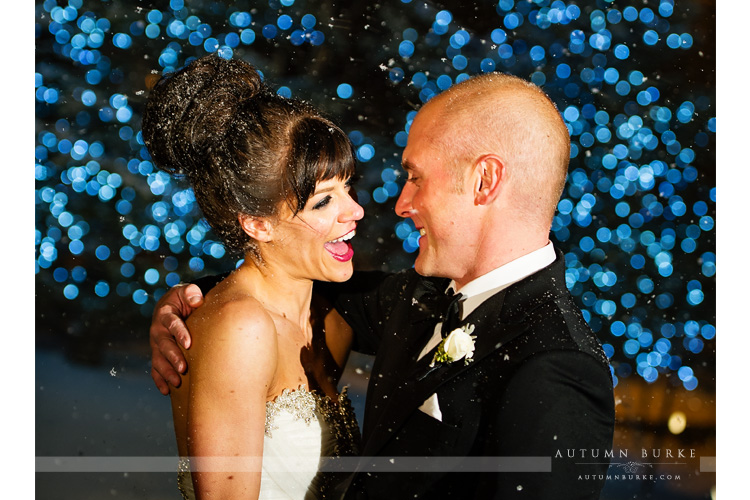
[396,104,480,282]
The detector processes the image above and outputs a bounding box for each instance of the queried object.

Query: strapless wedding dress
[177,386,360,499]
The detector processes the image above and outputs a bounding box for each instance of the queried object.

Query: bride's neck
[232,259,314,329]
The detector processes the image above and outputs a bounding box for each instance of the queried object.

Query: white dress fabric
[177,386,359,500]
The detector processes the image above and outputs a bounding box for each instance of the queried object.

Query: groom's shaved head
[423,73,570,226]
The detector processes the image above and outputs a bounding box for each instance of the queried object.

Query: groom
[150,73,615,498]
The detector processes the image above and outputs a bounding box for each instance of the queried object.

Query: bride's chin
[332,265,354,283]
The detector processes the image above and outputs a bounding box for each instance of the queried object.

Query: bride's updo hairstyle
[141,55,356,261]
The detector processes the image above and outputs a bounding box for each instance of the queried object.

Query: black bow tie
[439,289,465,337]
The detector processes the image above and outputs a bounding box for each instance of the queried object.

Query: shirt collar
[448,241,556,319]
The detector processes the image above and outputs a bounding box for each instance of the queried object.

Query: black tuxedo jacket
[321,251,615,499]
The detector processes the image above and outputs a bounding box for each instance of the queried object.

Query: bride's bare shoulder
[187,287,279,367]
[185,292,279,420]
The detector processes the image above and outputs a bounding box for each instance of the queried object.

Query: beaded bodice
[265,385,360,458]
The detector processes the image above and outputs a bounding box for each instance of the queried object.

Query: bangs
[314,123,357,183]
[285,116,356,213]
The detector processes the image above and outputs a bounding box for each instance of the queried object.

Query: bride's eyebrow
[313,186,335,196]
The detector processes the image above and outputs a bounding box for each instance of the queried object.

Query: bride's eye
[312,196,332,210]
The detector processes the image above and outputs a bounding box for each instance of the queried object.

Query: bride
[141,54,364,499]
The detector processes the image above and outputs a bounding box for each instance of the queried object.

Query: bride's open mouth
[324,228,356,262]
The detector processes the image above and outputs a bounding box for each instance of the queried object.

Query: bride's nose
[343,194,364,222]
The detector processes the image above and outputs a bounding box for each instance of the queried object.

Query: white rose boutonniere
[430,324,476,367]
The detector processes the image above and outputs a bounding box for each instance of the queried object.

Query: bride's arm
[186,298,278,500]
[310,293,353,371]
[322,307,353,370]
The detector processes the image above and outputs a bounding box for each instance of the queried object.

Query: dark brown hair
[141,55,356,259]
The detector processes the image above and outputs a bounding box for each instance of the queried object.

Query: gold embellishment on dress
[316,386,361,458]
[264,385,318,437]
[176,457,193,500]
[264,385,361,456]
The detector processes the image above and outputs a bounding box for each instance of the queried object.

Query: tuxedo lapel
[359,276,450,445]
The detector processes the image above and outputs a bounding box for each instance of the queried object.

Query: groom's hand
[149,283,204,394]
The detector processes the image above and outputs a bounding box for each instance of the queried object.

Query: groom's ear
[472,154,505,206]
[239,214,273,242]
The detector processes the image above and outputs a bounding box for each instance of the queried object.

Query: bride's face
[269,176,364,282]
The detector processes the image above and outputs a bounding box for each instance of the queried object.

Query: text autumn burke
[556,449,697,459]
